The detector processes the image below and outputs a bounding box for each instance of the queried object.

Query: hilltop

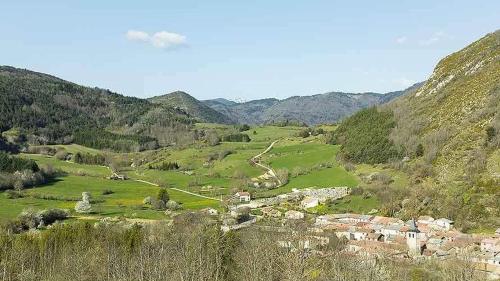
[149,91,234,124]
[0,66,195,151]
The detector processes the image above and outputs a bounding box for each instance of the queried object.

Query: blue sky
[1,1,499,101]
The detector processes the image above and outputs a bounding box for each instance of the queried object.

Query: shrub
[5,189,24,199]
[149,162,179,171]
[152,199,166,210]
[143,196,152,205]
[17,208,69,230]
[157,188,170,203]
[102,189,114,195]
[55,150,69,160]
[166,200,181,210]
[275,169,289,185]
[73,153,106,165]
[221,134,251,142]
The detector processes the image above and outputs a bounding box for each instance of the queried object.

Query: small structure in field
[301,197,319,209]
[108,173,128,180]
[234,191,251,202]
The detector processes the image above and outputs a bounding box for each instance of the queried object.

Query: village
[199,186,500,278]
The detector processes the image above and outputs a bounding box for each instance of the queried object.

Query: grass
[0,175,220,221]
[266,143,339,170]
[36,144,104,155]
[20,154,110,177]
[328,195,380,214]
[3,125,390,220]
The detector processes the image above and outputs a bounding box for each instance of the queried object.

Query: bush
[73,153,106,165]
[143,196,152,205]
[149,161,179,171]
[102,189,114,195]
[0,151,39,173]
[166,200,181,210]
[157,188,170,203]
[221,134,251,142]
[5,189,24,199]
[152,199,166,210]
[16,208,69,230]
[55,150,69,160]
[275,169,289,185]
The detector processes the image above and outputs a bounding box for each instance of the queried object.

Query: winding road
[132,140,282,202]
[251,140,282,186]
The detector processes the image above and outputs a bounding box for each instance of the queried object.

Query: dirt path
[251,140,282,186]
[133,179,222,202]
[170,188,223,202]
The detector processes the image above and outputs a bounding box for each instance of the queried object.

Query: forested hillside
[149,91,234,124]
[0,66,196,151]
[332,30,500,231]
[204,85,420,125]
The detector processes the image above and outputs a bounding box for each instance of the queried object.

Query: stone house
[300,197,319,209]
[234,191,251,202]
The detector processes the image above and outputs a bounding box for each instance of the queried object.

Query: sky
[1,1,499,101]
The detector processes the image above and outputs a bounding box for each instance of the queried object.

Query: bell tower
[406,219,421,256]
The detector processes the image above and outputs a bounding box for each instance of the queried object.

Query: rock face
[387,30,500,183]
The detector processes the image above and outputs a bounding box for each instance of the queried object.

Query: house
[417,215,435,225]
[352,228,373,241]
[366,233,384,242]
[234,192,251,202]
[300,197,319,209]
[426,237,446,251]
[285,210,305,220]
[432,218,454,231]
[380,224,404,237]
[481,238,499,253]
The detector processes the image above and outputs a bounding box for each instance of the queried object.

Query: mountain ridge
[203,85,422,125]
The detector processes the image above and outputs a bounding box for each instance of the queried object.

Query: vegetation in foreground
[0,216,485,281]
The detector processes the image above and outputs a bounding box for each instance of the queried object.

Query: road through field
[250,140,282,186]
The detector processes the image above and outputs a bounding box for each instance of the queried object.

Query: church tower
[406,219,422,256]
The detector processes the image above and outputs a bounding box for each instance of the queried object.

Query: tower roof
[408,219,420,233]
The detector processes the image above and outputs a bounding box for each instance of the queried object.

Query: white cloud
[126,30,187,49]
[419,31,446,46]
[395,36,407,44]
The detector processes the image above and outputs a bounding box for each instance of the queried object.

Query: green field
[1,124,369,221]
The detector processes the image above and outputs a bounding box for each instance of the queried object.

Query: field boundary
[133,179,222,202]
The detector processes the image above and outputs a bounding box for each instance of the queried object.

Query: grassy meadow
[1,124,397,221]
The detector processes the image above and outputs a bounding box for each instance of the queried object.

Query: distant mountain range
[201,84,423,125]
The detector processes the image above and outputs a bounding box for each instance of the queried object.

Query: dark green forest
[331,107,403,164]
[0,66,195,152]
